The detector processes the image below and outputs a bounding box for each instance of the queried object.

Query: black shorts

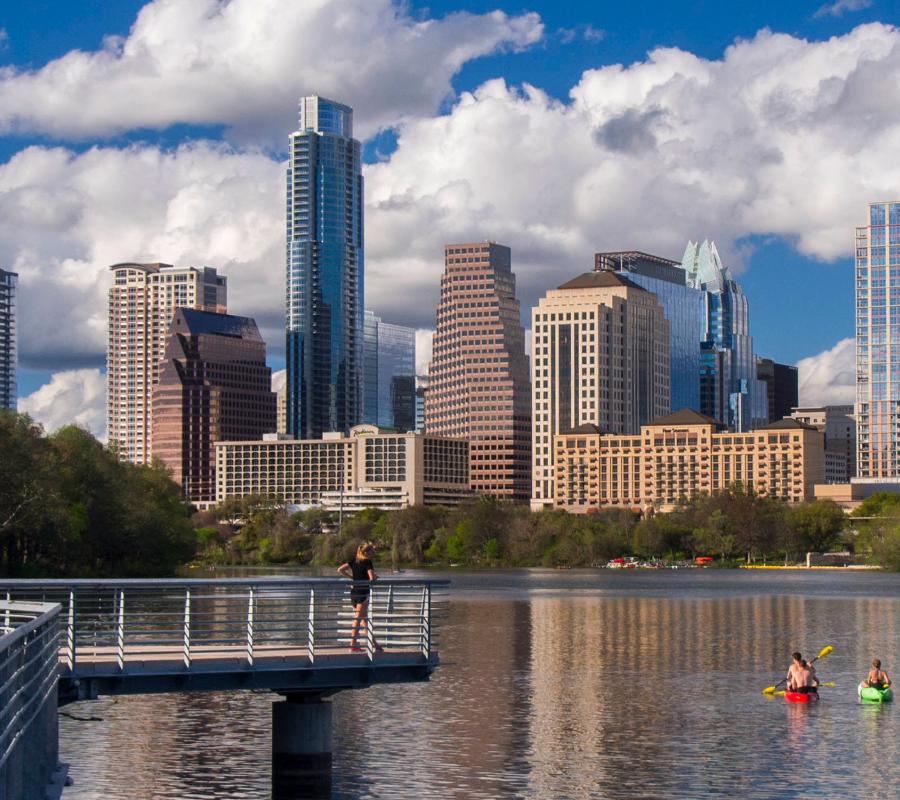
[350,589,370,606]
[793,686,818,694]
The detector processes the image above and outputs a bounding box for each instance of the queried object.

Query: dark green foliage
[0,412,194,577]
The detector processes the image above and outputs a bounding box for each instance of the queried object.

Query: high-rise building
[682,240,767,431]
[757,358,799,423]
[363,311,416,430]
[0,269,17,410]
[107,262,227,464]
[286,96,364,439]
[790,405,856,483]
[855,201,900,479]
[531,271,670,508]
[415,375,429,433]
[596,251,703,414]
[426,242,531,502]
[273,370,288,435]
[152,309,275,506]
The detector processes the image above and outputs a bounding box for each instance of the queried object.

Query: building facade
[757,358,799,423]
[152,309,275,506]
[682,240,767,431]
[531,271,670,508]
[0,269,17,410]
[286,96,364,439]
[426,242,532,502]
[554,410,824,512]
[791,405,856,484]
[597,251,703,414]
[107,262,227,464]
[415,375,428,433]
[855,201,900,479]
[363,311,416,430]
[214,425,470,509]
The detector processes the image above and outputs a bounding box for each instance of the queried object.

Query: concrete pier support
[272,695,332,799]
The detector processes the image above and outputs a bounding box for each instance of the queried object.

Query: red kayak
[785,691,818,703]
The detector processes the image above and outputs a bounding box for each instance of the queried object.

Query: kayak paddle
[762,645,834,695]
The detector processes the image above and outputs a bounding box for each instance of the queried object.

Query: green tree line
[0,412,194,576]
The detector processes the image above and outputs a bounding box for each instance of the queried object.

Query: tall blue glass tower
[286,97,364,438]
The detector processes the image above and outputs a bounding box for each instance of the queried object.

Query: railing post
[115,588,126,670]
[307,588,315,664]
[420,585,431,660]
[66,588,76,670]
[183,588,191,669]
[246,587,255,668]
[3,590,9,632]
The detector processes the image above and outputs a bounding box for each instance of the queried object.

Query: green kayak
[858,682,894,702]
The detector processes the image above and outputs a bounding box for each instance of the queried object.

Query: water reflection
[60,571,900,799]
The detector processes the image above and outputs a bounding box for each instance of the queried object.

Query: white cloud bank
[7,18,900,430]
[18,368,107,440]
[0,0,542,143]
[797,337,856,406]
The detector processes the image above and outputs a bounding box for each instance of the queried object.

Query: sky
[3,0,898,438]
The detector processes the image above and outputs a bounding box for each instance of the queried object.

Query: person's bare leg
[350,603,364,650]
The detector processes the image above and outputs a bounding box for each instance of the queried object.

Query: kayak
[785,690,818,703]
[858,682,894,703]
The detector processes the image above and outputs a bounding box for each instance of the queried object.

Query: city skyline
[3,0,898,439]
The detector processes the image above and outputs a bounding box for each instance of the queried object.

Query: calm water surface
[60,570,900,799]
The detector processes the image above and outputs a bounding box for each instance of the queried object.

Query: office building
[286,96,364,439]
[757,358,799,423]
[107,262,227,464]
[531,271,670,508]
[855,201,900,479]
[415,375,428,433]
[554,410,824,512]
[0,269,16,410]
[273,370,288,435]
[363,311,416,430]
[152,309,275,506]
[682,240,767,431]
[596,251,703,414]
[214,424,470,509]
[790,405,856,483]
[426,242,531,502]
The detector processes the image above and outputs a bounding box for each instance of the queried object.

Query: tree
[788,501,845,555]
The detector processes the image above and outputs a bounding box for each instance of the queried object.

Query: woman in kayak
[862,659,891,690]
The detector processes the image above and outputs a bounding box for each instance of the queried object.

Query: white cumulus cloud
[0,0,542,143]
[814,0,873,19]
[18,368,107,439]
[797,337,856,406]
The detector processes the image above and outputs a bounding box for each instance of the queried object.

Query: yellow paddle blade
[762,686,777,695]
[774,690,786,696]
[817,645,834,660]
[820,681,835,688]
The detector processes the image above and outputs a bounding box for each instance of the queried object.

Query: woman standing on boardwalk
[338,541,382,653]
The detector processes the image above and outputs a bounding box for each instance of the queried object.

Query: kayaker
[786,652,817,695]
[862,659,891,690]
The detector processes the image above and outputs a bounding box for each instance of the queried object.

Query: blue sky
[2,0,895,432]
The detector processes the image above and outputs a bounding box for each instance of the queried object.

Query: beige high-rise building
[790,405,856,483]
[531,271,670,508]
[426,242,531,502]
[107,262,226,464]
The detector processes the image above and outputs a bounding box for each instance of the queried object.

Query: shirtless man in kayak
[787,652,817,694]
[862,659,891,689]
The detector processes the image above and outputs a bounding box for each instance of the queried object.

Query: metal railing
[0,578,446,673]
[0,600,61,798]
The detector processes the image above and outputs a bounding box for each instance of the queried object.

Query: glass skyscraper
[286,96,363,438]
[855,201,900,479]
[363,311,416,430]
[0,268,16,410]
[682,240,767,431]
[598,251,703,414]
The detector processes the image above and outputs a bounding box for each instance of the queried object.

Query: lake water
[59,569,900,799]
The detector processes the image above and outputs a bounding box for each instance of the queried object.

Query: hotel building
[0,268,16,410]
[855,201,900,480]
[554,409,824,512]
[107,262,227,464]
[214,425,470,509]
[286,96,364,438]
[152,309,275,506]
[531,271,670,508]
[426,242,531,502]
